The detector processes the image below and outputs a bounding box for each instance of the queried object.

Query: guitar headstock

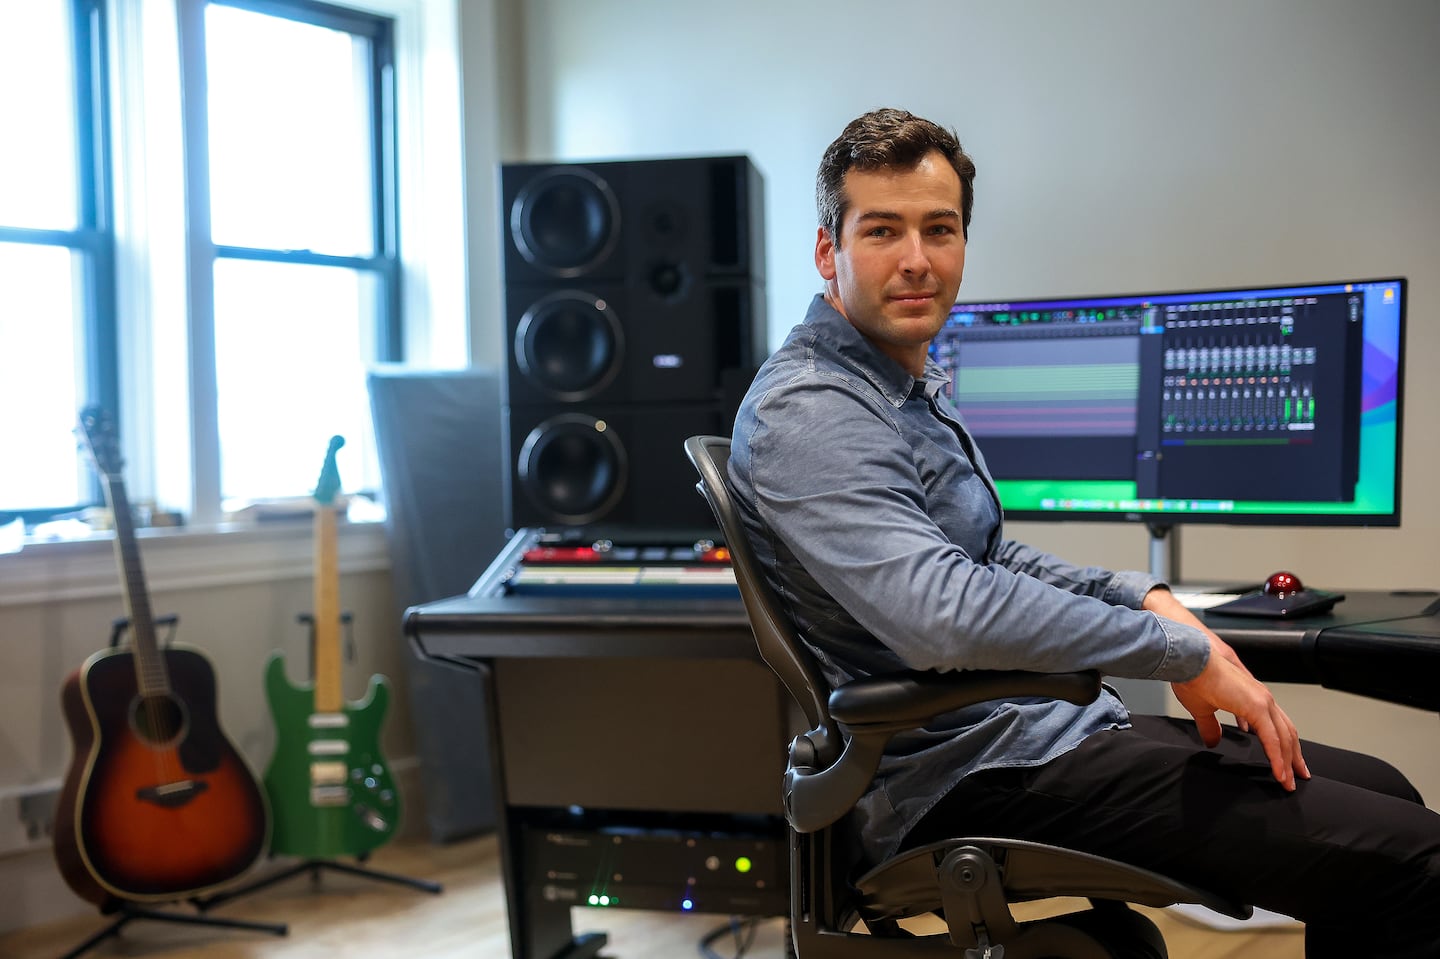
[76,405,124,480]
[313,435,346,506]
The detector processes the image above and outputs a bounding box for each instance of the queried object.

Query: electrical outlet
[0,782,62,857]
[20,787,59,842]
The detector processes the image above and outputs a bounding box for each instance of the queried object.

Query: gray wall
[476,0,1440,799]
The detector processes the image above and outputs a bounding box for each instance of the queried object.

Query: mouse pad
[1206,589,1344,619]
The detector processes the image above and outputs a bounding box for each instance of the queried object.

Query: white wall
[484,0,1440,800]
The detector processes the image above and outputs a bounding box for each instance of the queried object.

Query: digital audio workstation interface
[929,278,1405,524]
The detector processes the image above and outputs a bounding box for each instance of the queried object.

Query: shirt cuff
[1103,569,1165,609]
[1146,615,1212,682]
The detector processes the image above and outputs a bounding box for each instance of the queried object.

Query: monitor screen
[930,277,1405,526]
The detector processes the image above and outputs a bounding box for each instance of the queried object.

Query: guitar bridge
[136,779,209,808]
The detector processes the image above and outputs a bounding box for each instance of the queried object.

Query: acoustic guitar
[54,406,270,908]
[262,435,400,857]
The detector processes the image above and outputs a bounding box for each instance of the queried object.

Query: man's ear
[815,225,837,281]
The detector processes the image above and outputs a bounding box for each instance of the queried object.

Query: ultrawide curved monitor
[930,277,1405,527]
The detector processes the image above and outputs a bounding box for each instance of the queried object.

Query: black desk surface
[407,587,1440,711]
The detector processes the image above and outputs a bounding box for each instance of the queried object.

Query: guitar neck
[312,504,344,714]
[102,476,168,697]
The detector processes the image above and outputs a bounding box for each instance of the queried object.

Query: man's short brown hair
[816,108,976,245]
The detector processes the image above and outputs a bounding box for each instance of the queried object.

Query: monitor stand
[1147,523,1181,584]
[1107,523,1183,717]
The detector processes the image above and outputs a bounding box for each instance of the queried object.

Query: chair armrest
[828,669,1101,729]
[785,669,1102,833]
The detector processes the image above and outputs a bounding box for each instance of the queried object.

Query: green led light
[599,895,611,906]
[588,895,599,906]
[735,857,752,874]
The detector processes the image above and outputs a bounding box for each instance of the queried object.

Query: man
[727,107,1439,957]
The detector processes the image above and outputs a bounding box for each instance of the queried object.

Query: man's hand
[1144,587,1311,791]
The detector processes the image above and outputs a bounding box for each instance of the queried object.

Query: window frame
[192,0,403,513]
[205,0,402,360]
[0,0,117,523]
[2,0,472,569]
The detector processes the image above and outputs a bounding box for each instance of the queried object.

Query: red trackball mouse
[1263,571,1304,598]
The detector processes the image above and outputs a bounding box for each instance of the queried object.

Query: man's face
[815,150,966,376]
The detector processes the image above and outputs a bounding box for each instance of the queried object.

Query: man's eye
[928,224,955,236]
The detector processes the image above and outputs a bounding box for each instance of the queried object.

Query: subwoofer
[501,155,765,536]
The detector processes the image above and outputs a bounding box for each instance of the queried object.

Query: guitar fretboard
[102,476,169,697]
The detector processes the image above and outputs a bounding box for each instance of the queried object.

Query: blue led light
[681,898,694,911]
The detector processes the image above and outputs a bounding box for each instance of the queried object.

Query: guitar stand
[196,851,442,909]
[59,901,287,959]
[109,613,179,648]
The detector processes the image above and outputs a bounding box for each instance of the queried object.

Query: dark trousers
[902,715,1440,958]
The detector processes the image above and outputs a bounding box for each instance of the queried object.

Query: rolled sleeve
[1146,614,1212,682]
[1103,569,1166,609]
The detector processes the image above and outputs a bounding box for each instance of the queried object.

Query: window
[0,0,115,521]
[203,0,399,505]
[0,0,467,538]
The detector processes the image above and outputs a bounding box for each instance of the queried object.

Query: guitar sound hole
[131,694,188,746]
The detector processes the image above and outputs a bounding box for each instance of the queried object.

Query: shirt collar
[802,293,951,408]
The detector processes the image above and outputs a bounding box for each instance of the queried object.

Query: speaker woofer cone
[510,167,621,278]
[517,414,628,525]
[514,291,624,401]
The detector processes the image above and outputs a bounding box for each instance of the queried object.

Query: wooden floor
[0,833,1304,958]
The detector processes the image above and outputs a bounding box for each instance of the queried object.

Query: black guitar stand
[196,851,442,908]
[59,901,288,959]
[108,612,177,649]
[194,612,443,911]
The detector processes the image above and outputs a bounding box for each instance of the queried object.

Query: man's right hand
[1171,641,1311,792]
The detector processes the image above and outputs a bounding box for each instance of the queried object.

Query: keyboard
[1170,589,1245,610]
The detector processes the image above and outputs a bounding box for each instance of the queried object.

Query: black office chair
[684,435,1250,959]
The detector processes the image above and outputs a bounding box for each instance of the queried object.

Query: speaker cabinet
[501,155,766,537]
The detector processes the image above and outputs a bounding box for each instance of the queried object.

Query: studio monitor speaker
[500,155,766,537]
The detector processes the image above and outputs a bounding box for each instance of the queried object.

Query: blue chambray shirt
[729,293,1212,866]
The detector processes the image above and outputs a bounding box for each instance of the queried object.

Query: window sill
[0,519,391,608]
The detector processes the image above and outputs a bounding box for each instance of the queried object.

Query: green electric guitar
[262,436,400,858]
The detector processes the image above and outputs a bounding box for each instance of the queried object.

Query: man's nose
[898,232,930,274]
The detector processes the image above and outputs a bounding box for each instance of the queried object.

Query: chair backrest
[684,436,840,749]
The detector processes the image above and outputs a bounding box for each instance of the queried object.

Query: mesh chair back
[685,435,838,741]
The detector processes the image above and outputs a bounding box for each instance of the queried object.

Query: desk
[407,541,1440,959]
[1199,590,1440,711]
[408,533,794,959]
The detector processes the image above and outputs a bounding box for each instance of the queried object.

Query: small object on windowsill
[345,494,386,524]
[82,506,114,530]
[1,516,24,554]
[29,518,99,542]
[148,509,185,527]
[228,495,351,524]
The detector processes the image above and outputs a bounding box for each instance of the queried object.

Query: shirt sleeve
[743,377,1210,683]
[988,538,1162,610]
